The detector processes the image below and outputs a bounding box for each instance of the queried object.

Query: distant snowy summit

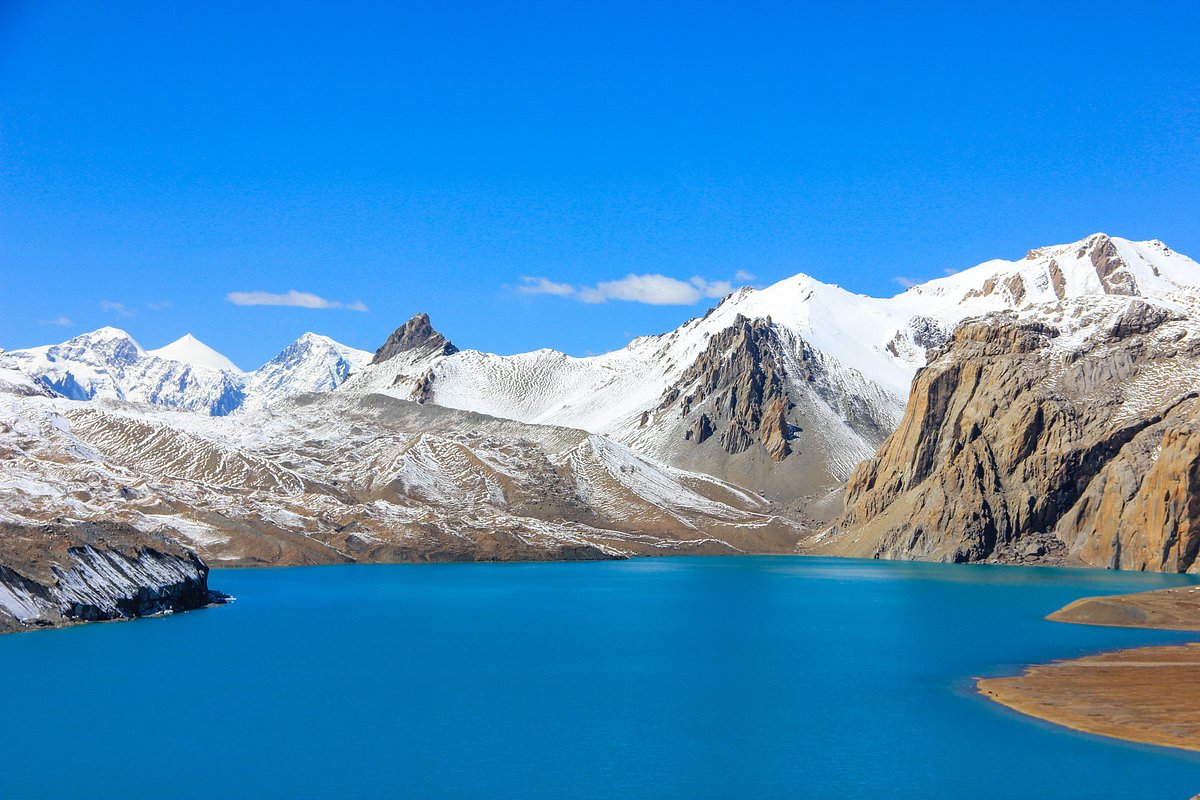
[242,332,372,411]
[1,327,370,415]
[148,333,243,372]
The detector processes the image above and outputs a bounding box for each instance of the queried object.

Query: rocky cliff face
[630,314,903,512]
[655,316,794,461]
[823,298,1200,571]
[0,522,223,633]
[372,313,459,364]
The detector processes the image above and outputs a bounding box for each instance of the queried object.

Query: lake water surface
[1,556,1198,799]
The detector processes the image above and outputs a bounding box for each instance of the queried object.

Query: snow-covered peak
[294,331,332,347]
[56,326,145,353]
[2,326,243,411]
[241,333,371,411]
[33,326,147,367]
[260,332,371,369]
[148,334,242,373]
[85,326,140,342]
[899,234,1200,306]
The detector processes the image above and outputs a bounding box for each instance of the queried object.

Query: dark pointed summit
[371,314,459,364]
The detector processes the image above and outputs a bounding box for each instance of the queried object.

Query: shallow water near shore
[1,556,1198,799]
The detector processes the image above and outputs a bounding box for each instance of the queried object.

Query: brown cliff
[823,299,1200,570]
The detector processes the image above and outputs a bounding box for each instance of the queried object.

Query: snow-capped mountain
[1,328,370,415]
[4,233,1198,518]
[148,333,243,372]
[342,234,1200,511]
[2,327,247,414]
[242,333,371,411]
[1,232,1197,574]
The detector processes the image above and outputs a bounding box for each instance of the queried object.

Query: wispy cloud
[893,276,918,289]
[99,300,135,317]
[147,300,173,310]
[518,274,736,306]
[39,315,73,326]
[226,290,368,312]
[734,269,756,282]
[517,277,575,298]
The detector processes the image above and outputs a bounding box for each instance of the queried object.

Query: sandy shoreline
[1049,585,1200,631]
[977,585,1200,754]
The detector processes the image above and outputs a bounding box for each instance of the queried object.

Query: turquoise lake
[1,556,1198,799]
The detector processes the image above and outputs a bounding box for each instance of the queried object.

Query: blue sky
[2,1,1197,369]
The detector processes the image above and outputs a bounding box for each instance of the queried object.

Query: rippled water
[1,557,1198,799]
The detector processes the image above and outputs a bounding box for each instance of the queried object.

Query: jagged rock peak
[371,314,459,364]
[657,314,794,461]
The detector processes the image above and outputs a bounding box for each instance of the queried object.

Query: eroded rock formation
[824,299,1200,571]
[656,315,794,462]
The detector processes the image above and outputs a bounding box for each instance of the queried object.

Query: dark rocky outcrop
[0,521,225,633]
[656,315,794,462]
[1085,234,1138,296]
[410,368,436,403]
[372,314,459,364]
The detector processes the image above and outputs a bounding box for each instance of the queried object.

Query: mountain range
[3,233,1200,627]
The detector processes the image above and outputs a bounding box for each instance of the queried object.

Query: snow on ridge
[4,234,1198,431]
[335,233,1200,469]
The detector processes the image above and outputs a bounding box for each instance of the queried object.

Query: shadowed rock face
[0,521,224,633]
[656,315,794,462]
[824,300,1200,571]
[1086,234,1139,296]
[372,314,459,364]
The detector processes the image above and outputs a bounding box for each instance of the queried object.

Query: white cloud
[516,276,575,297]
[39,315,73,326]
[517,273,736,306]
[99,300,134,317]
[893,276,918,289]
[226,290,368,312]
[147,301,173,310]
[734,269,756,282]
[587,275,713,305]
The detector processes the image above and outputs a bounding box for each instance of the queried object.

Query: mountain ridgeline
[2,231,1200,626]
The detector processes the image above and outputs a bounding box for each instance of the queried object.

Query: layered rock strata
[824,299,1200,570]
